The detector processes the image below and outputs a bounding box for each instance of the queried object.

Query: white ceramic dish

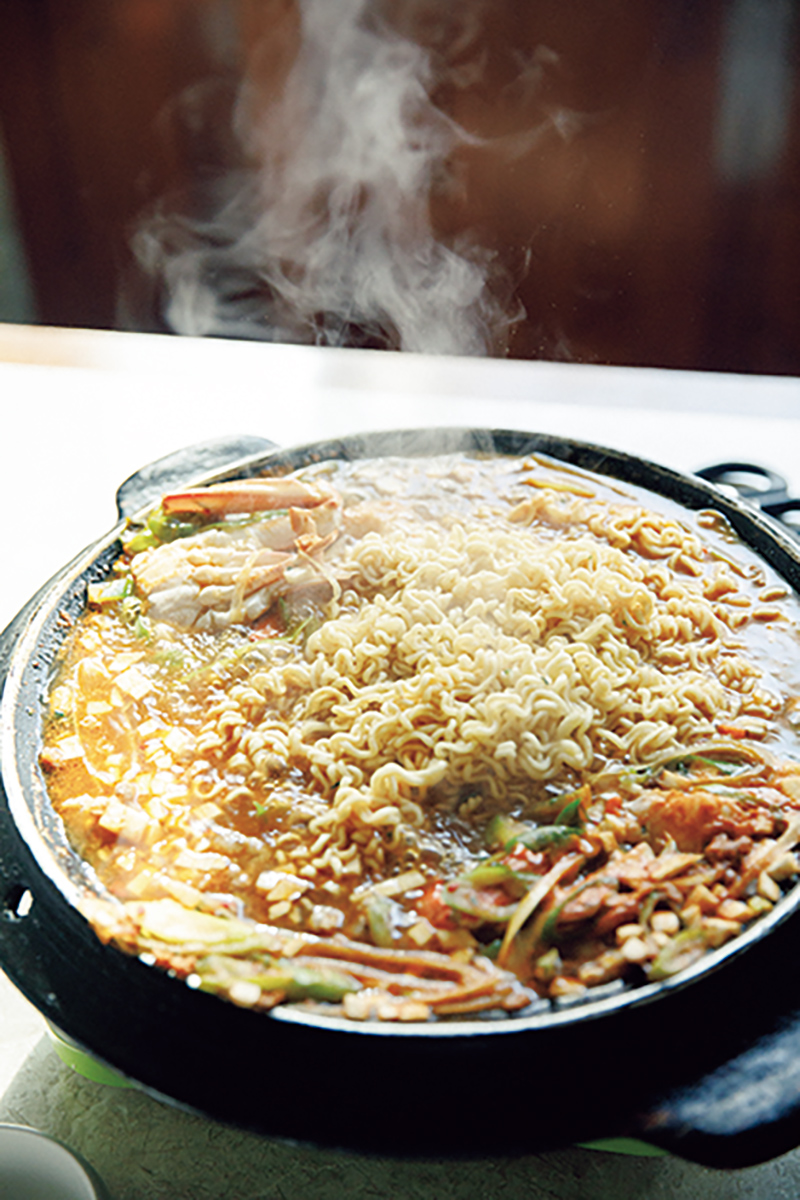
[0,1123,108,1200]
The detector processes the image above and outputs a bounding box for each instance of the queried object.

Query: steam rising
[134,0,522,355]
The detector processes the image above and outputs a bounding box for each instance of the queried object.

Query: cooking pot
[4,427,800,1169]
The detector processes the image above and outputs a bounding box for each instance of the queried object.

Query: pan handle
[115,435,277,520]
[2,436,277,654]
[634,1014,800,1167]
[695,462,789,507]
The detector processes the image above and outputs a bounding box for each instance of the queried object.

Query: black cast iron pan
[4,428,800,1168]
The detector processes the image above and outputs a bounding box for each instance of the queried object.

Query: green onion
[442,881,519,924]
[146,507,199,544]
[484,813,528,851]
[555,795,585,827]
[87,575,133,607]
[507,826,580,854]
[197,954,360,1002]
[126,505,292,556]
[463,861,528,890]
[205,510,288,534]
[124,529,157,554]
[365,894,402,948]
[672,754,752,777]
[485,812,580,855]
[280,963,361,1002]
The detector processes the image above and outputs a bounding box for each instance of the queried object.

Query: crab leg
[162,478,334,516]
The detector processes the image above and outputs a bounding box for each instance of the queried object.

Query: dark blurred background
[0,0,798,374]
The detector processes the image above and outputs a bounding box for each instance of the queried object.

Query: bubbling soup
[40,452,800,1021]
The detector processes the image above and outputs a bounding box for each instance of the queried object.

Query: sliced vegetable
[205,510,289,534]
[124,529,158,554]
[197,955,296,996]
[647,925,711,981]
[462,861,530,893]
[485,788,588,856]
[670,755,749,777]
[280,963,362,1002]
[504,825,580,854]
[485,814,580,854]
[197,953,360,1002]
[136,899,258,949]
[87,575,133,608]
[125,505,291,556]
[529,784,591,823]
[441,880,519,925]
[145,507,199,545]
[368,870,427,898]
[276,597,320,644]
[498,853,584,967]
[533,947,562,981]
[366,893,402,948]
[537,876,617,945]
[118,595,151,640]
[485,813,528,851]
[555,793,587,828]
